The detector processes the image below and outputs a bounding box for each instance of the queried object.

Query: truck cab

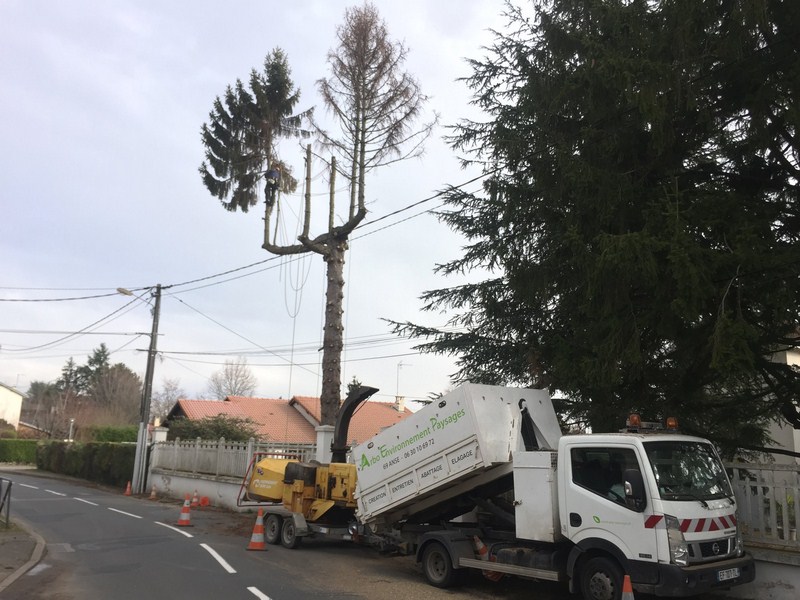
[557,431,755,597]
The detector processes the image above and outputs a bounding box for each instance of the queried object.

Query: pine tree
[396,0,800,451]
[206,6,434,426]
[199,48,311,212]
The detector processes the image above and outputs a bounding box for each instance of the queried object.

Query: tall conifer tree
[397,0,800,451]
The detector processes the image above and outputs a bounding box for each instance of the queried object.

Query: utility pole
[131,284,161,495]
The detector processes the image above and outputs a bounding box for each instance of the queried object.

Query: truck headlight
[665,514,689,566]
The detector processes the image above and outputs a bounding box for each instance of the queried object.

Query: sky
[0,0,510,407]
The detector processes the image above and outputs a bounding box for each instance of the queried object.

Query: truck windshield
[643,440,733,502]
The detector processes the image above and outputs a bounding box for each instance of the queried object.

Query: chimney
[394,396,405,412]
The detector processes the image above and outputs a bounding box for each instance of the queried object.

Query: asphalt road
[5,471,309,599]
[2,470,746,600]
[2,471,571,600]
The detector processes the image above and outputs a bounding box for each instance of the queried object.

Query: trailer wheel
[580,556,623,600]
[264,514,281,545]
[280,518,302,549]
[422,541,459,588]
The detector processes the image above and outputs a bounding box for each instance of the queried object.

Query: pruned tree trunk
[262,145,366,425]
[320,239,347,426]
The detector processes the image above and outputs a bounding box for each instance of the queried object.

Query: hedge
[0,439,37,463]
[82,425,138,443]
[36,441,136,487]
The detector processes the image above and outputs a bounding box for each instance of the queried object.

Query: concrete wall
[148,468,251,512]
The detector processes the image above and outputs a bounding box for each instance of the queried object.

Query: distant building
[166,394,412,446]
[0,382,24,430]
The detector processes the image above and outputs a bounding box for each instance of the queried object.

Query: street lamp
[118,284,162,495]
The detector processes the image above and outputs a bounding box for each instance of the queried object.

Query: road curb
[0,516,47,594]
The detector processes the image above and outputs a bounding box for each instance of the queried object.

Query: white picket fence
[149,438,316,479]
[727,462,800,549]
[148,441,799,551]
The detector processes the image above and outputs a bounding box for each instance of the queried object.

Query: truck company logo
[592,515,630,526]
[357,408,467,471]
[429,408,466,431]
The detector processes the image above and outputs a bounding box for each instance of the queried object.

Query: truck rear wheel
[280,517,302,549]
[580,556,623,600]
[264,514,281,545]
[422,541,459,588]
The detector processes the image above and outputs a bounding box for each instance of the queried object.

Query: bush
[83,425,138,443]
[0,419,17,438]
[36,441,136,487]
[168,414,260,441]
[0,439,37,463]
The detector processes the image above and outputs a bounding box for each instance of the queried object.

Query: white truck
[351,383,755,599]
[242,383,755,600]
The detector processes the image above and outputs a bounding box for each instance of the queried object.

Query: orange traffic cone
[622,574,635,599]
[190,490,200,508]
[472,535,503,582]
[176,494,193,527]
[149,485,157,501]
[124,481,132,496]
[247,508,267,551]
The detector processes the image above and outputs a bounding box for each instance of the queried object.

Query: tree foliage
[199,48,311,212]
[167,414,261,442]
[22,380,62,434]
[314,1,437,219]
[197,5,436,428]
[24,346,142,437]
[396,0,800,451]
[263,2,432,427]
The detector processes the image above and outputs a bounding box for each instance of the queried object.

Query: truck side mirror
[623,468,647,512]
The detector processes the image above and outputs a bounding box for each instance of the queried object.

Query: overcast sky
[0,0,508,407]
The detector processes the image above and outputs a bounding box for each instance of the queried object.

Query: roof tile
[170,396,412,445]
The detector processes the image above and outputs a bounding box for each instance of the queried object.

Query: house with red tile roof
[166,395,413,445]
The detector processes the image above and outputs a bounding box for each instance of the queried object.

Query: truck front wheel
[265,514,281,545]
[580,556,623,600]
[422,542,459,588]
[280,518,302,549]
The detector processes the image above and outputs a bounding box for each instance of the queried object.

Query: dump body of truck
[353,383,562,528]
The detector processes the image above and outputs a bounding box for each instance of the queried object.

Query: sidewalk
[0,518,44,593]
[0,466,44,592]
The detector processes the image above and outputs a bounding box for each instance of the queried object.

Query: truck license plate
[717,568,739,582]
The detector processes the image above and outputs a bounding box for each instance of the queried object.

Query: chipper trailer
[241,384,755,600]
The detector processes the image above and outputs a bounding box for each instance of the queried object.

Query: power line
[162,349,422,368]
[0,329,143,336]
[173,297,318,376]
[0,290,142,302]
[0,170,490,302]
[1,295,145,353]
